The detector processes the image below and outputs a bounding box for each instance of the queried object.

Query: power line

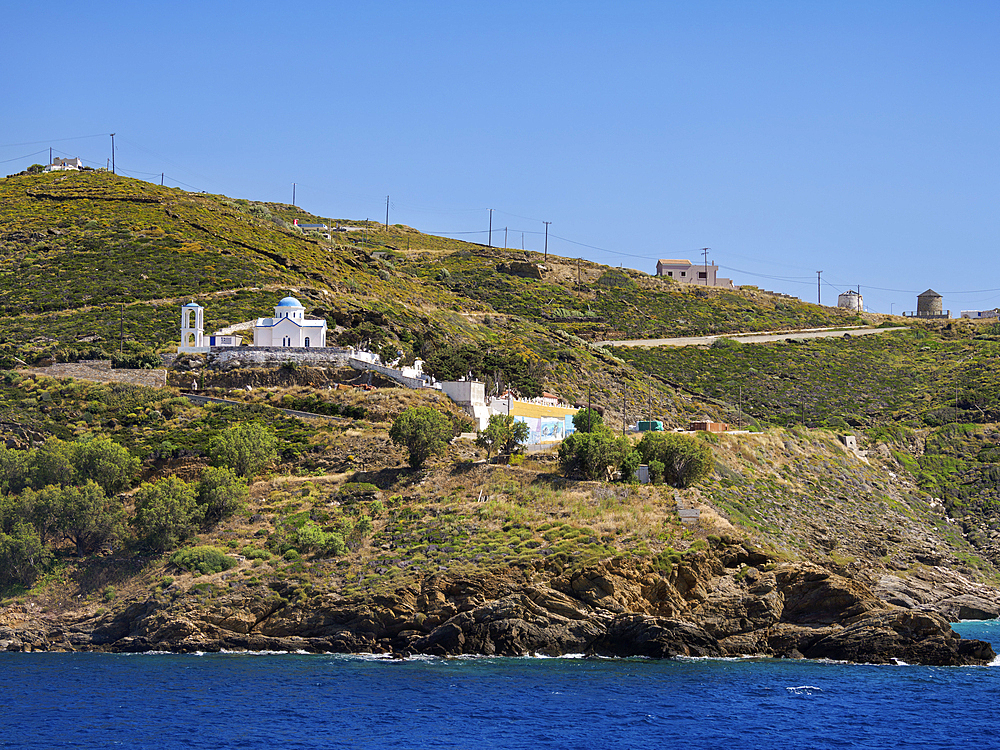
[0,133,108,150]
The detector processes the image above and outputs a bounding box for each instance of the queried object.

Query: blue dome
[277,296,302,307]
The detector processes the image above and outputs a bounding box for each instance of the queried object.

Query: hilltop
[1,170,999,663]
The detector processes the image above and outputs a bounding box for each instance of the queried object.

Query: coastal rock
[3,543,995,665]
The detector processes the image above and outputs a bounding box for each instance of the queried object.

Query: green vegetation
[476,413,529,460]
[558,425,632,481]
[208,422,278,478]
[170,545,238,575]
[636,432,713,488]
[389,407,453,469]
[615,327,1000,429]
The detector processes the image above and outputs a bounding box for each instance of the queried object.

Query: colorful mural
[513,415,577,445]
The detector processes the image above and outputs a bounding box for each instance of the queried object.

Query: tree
[52,481,125,556]
[71,435,140,495]
[0,522,50,588]
[476,414,529,460]
[28,438,76,490]
[389,407,452,469]
[572,408,603,434]
[558,425,631,481]
[208,422,278,479]
[637,432,714,488]
[0,446,30,494]
[197,466,249,527]
[132,475,201,551]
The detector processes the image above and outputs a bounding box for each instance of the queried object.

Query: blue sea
[2,621,999,749]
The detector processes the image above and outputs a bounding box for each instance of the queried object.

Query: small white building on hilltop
[253,296,327,348]
[44,157,83,172]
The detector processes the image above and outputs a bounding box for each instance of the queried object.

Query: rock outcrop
[2,542,993,665]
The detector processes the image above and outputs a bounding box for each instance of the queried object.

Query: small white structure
[961,309,1000,320]
[440,380,490,430]
[178,302,207,353]
[43,157,83,172]
[838,290,863,311]
[253,296,327,348]
[176,301,252,353]
[656,259,735,289]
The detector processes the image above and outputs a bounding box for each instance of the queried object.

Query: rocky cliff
[2,541,994,666]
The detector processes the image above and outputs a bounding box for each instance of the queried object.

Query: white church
[178,296,328,353]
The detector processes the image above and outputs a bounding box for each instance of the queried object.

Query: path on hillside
[598,325,909,348]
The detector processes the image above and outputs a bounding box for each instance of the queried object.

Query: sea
[2,621,999,749]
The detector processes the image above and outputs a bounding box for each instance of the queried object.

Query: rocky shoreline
[2,542,996,666]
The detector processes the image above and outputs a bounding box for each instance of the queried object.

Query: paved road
[598,325,908,348]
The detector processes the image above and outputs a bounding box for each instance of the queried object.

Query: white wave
[786,685,823,694]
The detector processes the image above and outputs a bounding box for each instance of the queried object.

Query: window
[698,272,707,279]
[680,271,686,277]
[304,337,310,348]
[667,271,673,277]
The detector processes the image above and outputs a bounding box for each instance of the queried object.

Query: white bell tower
[178,301,206,352]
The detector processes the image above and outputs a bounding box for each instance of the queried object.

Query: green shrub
[637,432,713,488]
[169,545,238,575]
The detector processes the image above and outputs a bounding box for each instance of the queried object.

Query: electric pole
[161,172,164,186]
[504,227,508,249]
[622,381,627,436]
[110,133,115,174]
[817,271,822,305]
[702,247,710,285]
[49,147,52,165]
[292,183,296,206]
[543,221,551,262]
[488,209,493,248]
[385,195,389,230]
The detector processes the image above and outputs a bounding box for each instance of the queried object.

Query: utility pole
[504,227,508,249]
[577,258,581,286]
[622,381,627,436]
[543,221,551,262]
[702,247,710,285]
[110,133,115,174]
[292,183,296,206]
[49,147,52,165]
[488,209,493,248]
[521,232,524,251]
[161,172,164,186]
[385,195,389,230]
[817,271,822,305]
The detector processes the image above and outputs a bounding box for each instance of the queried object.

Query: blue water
[2,622,999,749]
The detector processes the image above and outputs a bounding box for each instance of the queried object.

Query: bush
[208,422,278,478]
[558,425,630,481]
[197,466,249,527]
[389,407,452,469]
[170,545,238,575]
[0,522,50,588]
[476,413,529,459]
[648,459,665,485]
[637,432,714,488]
[132,475,201,551]
[572,408,603,433]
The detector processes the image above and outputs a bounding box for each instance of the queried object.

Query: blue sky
[4,1,999,315]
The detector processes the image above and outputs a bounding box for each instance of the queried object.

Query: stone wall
[20,361,167,388]
[208,347,353,369]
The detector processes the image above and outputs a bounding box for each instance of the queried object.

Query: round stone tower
[917,289,943,317]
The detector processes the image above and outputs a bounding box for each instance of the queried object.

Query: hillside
[1,170,999,662]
